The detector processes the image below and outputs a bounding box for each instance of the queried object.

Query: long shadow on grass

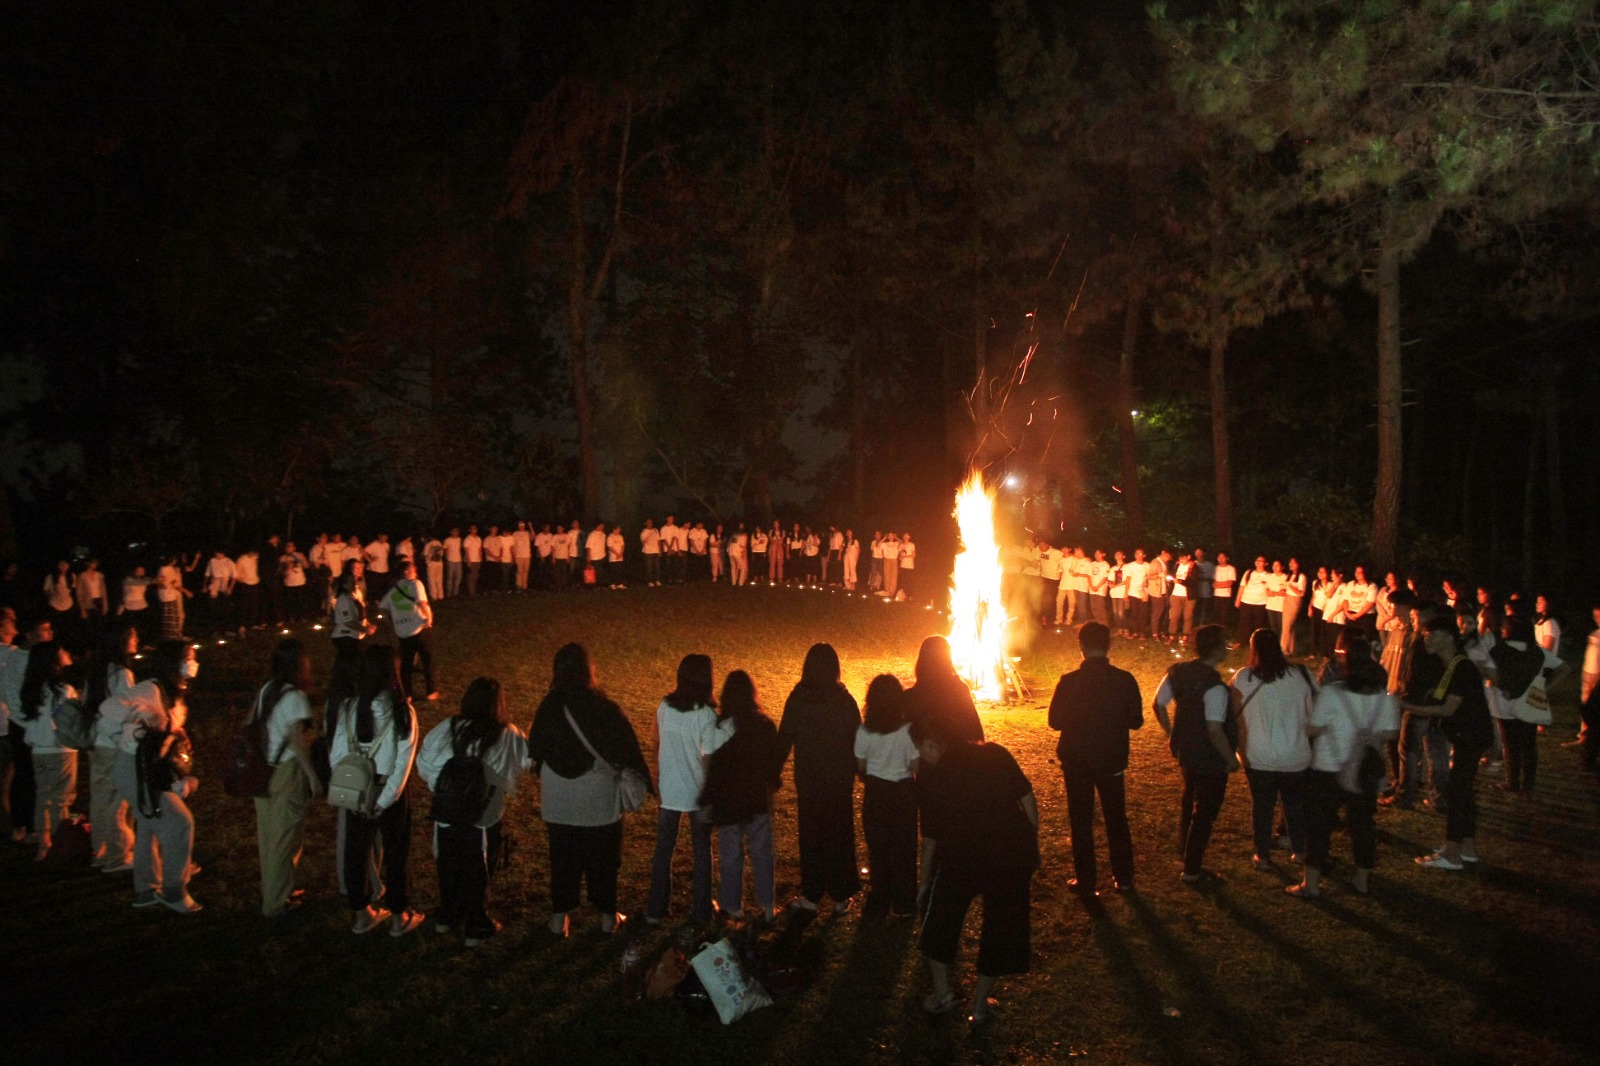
[778,913,916,1065]
[1122,892,1270,1062]
[1089,914,1187,1066]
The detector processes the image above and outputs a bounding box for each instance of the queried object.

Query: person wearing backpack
[379,558,438,703]
[419,677,531,946]
[1483,615,1568,796]
[1289,632,1398,898]
[253,640,324,917]
[117,640,202,913]
[702,670,783,924]
[86,623,139,870]
[329,644,424,936]
[1153,624,1236,886]
[1232,628,1316,870]
[528,643,652,936]
[18,640,80,861]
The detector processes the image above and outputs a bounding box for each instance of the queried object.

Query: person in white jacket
[417,677,531,947]
[87,623,139,870]
[117,640,203,913]
[330,645,424,936]
[17,640,79,860]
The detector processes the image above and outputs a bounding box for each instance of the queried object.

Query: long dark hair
[666,653,715,711]
[19,641,65,721]
[549,642,597,699]
[85,622,138,711]
[862,674,906,735]
[1337,629,1388,695]
[260,639,311,721]
[1246,628,1288,684]
[912,636,956,685]
[144,640,190,707]
[349,643,408,743]
[798,642,843,691]
[455,677,509,753]
[718,670,760,728]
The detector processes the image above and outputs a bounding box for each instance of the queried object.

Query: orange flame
[947,471,1009,700]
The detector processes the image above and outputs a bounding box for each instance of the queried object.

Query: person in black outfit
[701,669,783,923]
[1404,616,1494,870]
[1047,622,1144,895]
[1154,624,1237,885]
[900,636,984,745]
[915,714,1039,1025]
[776,643,861,912]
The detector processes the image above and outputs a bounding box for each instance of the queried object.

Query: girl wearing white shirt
[330,645,424,936]
[418,677,532,945]
[44,560,75,622]
[1232,631,1315,867]
[18,641,79,860]
[1309,566,1333,657]
[1533,595,1561,653]
[899,534,917,602]
[709,525,726,582]
[1320,569,1349,658]
[843,532,860,591]
[854,674,920,917]
[116,641,202,912]
[86,623,139,869]
[646,654,726,925]
[1290,635,1399,898]
[252,640,324,917]
[1281,559,1308,656]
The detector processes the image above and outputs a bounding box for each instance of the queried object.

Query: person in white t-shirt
[1122,551,1149,638]
[688,522,710,581]
[1107,551,1129,631]
[1342,566,1378,640]
[605,526,626,589]
[482,526,504,593]
[534,524,555,589]
[1320,568,1348,658]
[75,559,109,620]
[1088,549,1111,625]
[365,534,392,602]
[842,530,860,591]
[661,516,684,584]
[881,533,902,599]
[423,535,445,601]
[640,519,663,587]
[1281,559,1308,656]
[1145,551,1170,639]
[443,528,464,598]
[730,525,750,586]
[824,527,843,587]
[512,522,533,592]
[1041,544,1065,623]
[898,533,917,601]
[1264,560,1288,640]
[1232,629,1315,867]
[381,559,438,701]
[547,524,569,590]
[646,655,727,924]
[1211,553,1237,634]
[463,526,483,596]
[1235,556,1272,641]
[497,529,515,592]
[854,674,920,916]
[708,524,725,582]
[251,640,324,917]
[1168,553,1194,641]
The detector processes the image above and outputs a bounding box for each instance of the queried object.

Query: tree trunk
[1208,326,1232,547]
[1540,355,1568,586]
[851,342,866,519]
[1520,414,1539,589]
[1371,194,1404,571]
[566,177,601,521]
[1115,296,1144,539]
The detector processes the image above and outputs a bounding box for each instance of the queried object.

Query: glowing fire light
[947,471,1010,701]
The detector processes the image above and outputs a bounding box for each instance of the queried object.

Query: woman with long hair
[330,644,423,935]
[116,639,201,912]
[855,674,919,917]
[529,643,651,935]
[1233,628,1315,869]
[644,653,723,926]
[1281,558,1308,656]
[1308,565,1332,658]
[419,677,531,946]
[701,670,782,924]
[1403,616,1495,870]
[778,643,862,912]
[901,636,984,745]
[252,639,324,917]
[86,622,139,869]
[1289,629,1398,897]
[19,640,79,860]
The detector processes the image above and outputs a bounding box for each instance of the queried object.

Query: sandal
[1284,883,1320,899]
[969,997,1000,1025]
[922,990,958,1015]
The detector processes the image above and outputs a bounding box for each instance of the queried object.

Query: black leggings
[344,792,412,913]
[1444,740,1486,844]
[1498,718,1538,791]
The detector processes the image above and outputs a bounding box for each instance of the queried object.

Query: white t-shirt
[444,536,463,563]
[280,552,307,588]
[380,578,431,639]
[365,540,390,573]
[22,682,80,753]
[94,666,138,749]
[1343,581,1376,620]
[1211,564,1237,599]
[1485,641,1563,720]
[900,540,916,570]
[512,530,532,559]
[122,576,151,610]
[75,569,107,606]
[119,680,187,754]
[463,535,483,563]
[1108,564,1128,600]
[854,723,917,782]
[1122,560,1148,600]
[534,532,553,559]
[1283,573,1307,601]
[233,554,259,585]
[484,535,504,563]
[1265,572,1286,612]
[1535,617,1561,653]
[205,557,235,596]
[1321,584,1347,624]
[255,685,313,767]
[606,531,624,563]
[416,719,531,827]
[689,527,709,553]
[1308,683,1400,774]
[1090,560,1110,594]
[45,574,74,611]
[641,528,662,555]
[1040,549,1064,582]
[1233,667,1314,772]
[655,701,727,812]
[552,532,571,561]
[1238,568,1271,606]
[585,530,607,562]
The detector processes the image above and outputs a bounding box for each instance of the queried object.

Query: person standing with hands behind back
[1047,622,1143,896]
[1154,624,1237,885]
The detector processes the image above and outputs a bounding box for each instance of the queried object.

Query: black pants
[6,724,35,832]
[1246,767,1306,858]
[344,793,412,913]
[920,863,1032,977]
[547,820,622,914]
[1179,769,1228,876]
[1212,598,1234,632]
[1444,739,1486,843]
[436,821,501,937]
[235,583,262,627]
[1498,718,1538,791]
[1238,603,1268,642]
[1323,621,1345,658]
[1304,769,1377,870]
[797,789,860,903]
[1581,688,1600,770]
[398,628,436,699]
[1062,764,1134,888]
[862,776,918,914]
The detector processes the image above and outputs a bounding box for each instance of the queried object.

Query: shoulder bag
[565,707,649,814]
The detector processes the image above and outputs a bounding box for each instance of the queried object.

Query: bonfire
[946,471,1011,701]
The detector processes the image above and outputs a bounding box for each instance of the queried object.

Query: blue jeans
[716,813,774,917]
[647,808,714,922]
[1397,712,1451,803]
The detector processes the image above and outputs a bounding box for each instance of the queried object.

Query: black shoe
[1114,880,1135,894]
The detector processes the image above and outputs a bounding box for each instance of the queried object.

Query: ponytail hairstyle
[19,641,65,721]
[1246,628,1288,684]
[455,677,509,754]
[1336,629,1388,695]
[145,640,191,708]
[261,639,311,721]
[353,644,408,743]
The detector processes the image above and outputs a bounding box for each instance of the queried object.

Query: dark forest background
[4,0,1598,597]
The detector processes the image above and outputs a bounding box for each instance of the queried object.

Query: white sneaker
[159,893,204,914]
[1415,853,1463,871]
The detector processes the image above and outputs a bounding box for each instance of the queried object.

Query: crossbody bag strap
[563,707,617,775]
[260,685,294,765]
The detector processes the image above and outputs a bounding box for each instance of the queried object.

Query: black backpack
[135,726,194,818]
[430,721,494,826]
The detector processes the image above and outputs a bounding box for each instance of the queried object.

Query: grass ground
[5,583,1598,1066]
